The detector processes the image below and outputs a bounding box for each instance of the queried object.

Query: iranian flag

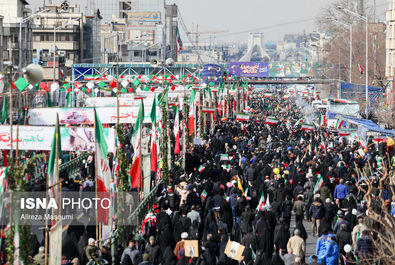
[174,106,180,154]
[201,190,207,200]
[313,174,324,194]
[265,116,279,125]
[130,100,144,188]
[264,93,272,98]
[188,103,195,136]
[94,109,111,224]
[236,112,250,121]
[218,100,222,116]
[202,107,215,114]
[294,118,303,127]
[336,119,345,130]
[339,130,351,137]
[47,114,61,227]
[198,164,206,173]
[318,115,327,126]
[256,193,266,211]
[301,123,315,131]
[320,143,326,153]
[150,97,158,172]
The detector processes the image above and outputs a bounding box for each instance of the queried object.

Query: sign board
[0,126,116,152]
[85,97,154,107]
[127,11,161,22]
[229,62,269,78]
[27,107,158,126]
[184,240,199,258]
[224,241,245,262]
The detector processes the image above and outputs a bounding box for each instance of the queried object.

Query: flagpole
[182,92,187,170]
[139,99,143,197]
[116,32,120,128]
[9,85,13,160]
[94,108,99,242]
[44,114,57,265]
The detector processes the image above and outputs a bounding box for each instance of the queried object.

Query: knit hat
[88,238,95,245]
[181,232,188,239]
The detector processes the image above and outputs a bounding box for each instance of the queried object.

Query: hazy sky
[30,0,388,44]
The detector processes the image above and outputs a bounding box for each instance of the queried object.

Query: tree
[353,159,395,264]
[315,0,386,89]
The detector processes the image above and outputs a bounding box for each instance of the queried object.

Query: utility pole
[196,24,199,56]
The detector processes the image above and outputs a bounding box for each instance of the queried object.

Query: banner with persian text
[0,126,116,152]
[27,107,158,126]
[229,62,269,77]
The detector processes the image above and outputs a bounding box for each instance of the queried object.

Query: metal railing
[124,179,164,237]
[59,152,89,180]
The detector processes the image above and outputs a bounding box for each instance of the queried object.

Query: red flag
[188,104,195,136]
[358,64,364,75]
[130,155,141,188]
[174,107,180,154]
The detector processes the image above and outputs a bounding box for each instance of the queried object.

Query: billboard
[127,11,161,22]
[268,62,314,77]
[0,126,116,152]
[27,107,158,126]
[229,62,269,77]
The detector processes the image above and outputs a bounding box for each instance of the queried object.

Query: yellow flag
[237,177,244,195]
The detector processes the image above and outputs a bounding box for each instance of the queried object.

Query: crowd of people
[14,90,395,265]
[116,92,394,265]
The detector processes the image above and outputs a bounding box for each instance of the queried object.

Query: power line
[199,18,315,41]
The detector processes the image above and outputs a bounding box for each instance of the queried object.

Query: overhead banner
[27,107,157,126]
[0,126,116,152]
[85,97,154,107]
[229,62,269,77]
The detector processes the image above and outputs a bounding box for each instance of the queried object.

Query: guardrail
[59,152,89,180]
[121,179,164,241]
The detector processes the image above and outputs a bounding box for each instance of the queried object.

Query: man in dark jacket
[304,186,314,221]
[281,196,293,228]
[323,198,336,228]
[337,224,352,257]
[309,197,325,237]
[145,236,161,265]
[293,195,306,224]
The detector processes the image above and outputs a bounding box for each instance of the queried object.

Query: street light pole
[337,6,368,117]
[18,9,49,71]
[331,19,353,83]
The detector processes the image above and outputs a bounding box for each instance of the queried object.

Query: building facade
[0,0,33,71]
[32,3,84,80]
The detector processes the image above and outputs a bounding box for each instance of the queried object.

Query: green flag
[1,97,7,124]
[66,92,71,107]
[48,115,61,183]
[150,97,157,125]
[47,91,53,107]
[190,89,197,104]
[14,77,29,92]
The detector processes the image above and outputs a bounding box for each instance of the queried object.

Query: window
[134,51,141,57]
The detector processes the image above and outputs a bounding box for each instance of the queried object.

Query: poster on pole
[0,126,116,152]
[27,107,158,126]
